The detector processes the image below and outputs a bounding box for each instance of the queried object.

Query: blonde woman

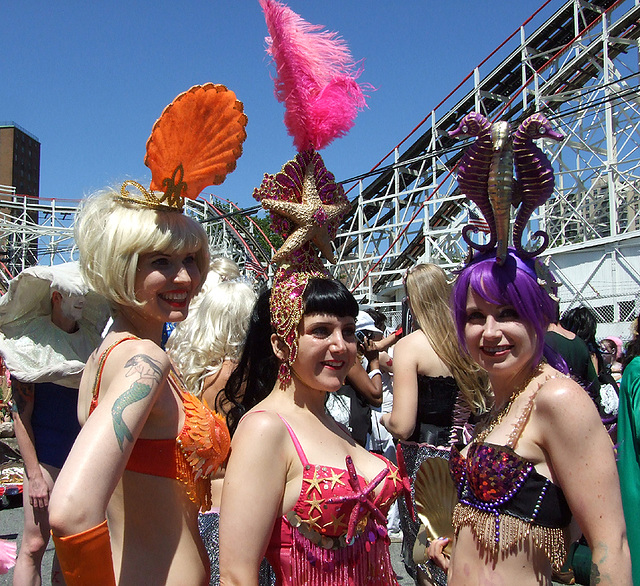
[168,278,255,411]
[49,188,230,585]
[381,263,488,585]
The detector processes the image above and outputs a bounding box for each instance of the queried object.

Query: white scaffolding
[0,194,271,292]
[333,0,640,334]
[1,0,638,336]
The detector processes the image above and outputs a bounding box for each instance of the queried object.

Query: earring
[278,362,292,386]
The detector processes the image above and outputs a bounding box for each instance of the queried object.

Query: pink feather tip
[259,0,369,151]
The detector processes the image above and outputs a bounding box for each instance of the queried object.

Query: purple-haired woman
[428,250,630,586]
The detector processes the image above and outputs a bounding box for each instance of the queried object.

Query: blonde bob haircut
[74,188,210,308]
[167,280,256,397]
[405,263,490,414]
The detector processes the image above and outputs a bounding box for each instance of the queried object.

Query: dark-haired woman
[218,279,404,585]
[560,306,602,375]
[561,306,619,430]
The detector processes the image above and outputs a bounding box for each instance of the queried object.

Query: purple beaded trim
[458,463,533,545]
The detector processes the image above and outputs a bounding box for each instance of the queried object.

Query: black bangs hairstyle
[221,279,358,436]
[303,278,358,319]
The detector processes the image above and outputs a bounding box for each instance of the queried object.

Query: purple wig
[451,249,567,373]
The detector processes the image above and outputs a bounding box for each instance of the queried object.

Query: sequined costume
[199,510,276,586]
[449,382,571,571]
[89,337,230,510]
[259,413,403,585]
[398,375,464,585]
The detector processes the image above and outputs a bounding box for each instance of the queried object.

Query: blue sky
[2,1,556,210]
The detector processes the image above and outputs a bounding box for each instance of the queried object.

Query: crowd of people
[2,216,637,586]
[0,2,638,585]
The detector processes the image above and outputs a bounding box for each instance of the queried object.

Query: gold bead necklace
[473,362,543,443]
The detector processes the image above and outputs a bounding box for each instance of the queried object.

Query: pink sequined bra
[262,413,404,585]
[448,381,571,571]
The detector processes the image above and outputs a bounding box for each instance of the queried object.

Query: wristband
[368,369,382,379]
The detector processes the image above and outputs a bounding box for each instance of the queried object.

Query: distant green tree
[251,214,283,251]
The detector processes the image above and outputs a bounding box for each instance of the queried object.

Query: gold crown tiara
[119,164,187,212]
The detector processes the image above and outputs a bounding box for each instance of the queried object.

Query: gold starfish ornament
[255,149,351,386]
[262,166,350,263]
[254,149,351,265]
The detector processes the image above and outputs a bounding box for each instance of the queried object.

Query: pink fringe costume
[261,414,402,585]
[252,7,397,581]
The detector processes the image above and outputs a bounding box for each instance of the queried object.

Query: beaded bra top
[89,336,230,510]
[449,378,571,571]
[263,413,404,586]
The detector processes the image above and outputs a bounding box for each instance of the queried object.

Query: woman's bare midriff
[108,471,209,586]
[448,527,553,586]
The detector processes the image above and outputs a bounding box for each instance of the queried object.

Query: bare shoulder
[94,337,171,402]
[103,337,170,372]
[394,332,419,354]
[534,370,601,432]
[233,409,290,447]
[396,330,433,360]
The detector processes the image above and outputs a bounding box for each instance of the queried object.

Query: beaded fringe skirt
[287,519,398,585]
[452,502,569,572]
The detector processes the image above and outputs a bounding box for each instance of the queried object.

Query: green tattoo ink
[111,354,163,451]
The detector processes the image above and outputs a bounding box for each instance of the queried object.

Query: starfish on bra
[324,455,389,542]
[262,164,350,264]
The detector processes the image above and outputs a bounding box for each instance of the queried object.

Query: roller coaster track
[333,0,640,323]
[1,0,639,329]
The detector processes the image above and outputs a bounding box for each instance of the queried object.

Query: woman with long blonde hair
[381,263,488,585]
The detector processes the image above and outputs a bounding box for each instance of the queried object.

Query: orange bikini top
[89,336,231,509]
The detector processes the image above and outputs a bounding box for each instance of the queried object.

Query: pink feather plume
[259,0,368,151]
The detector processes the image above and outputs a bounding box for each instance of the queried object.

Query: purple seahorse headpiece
[450,112,564,265]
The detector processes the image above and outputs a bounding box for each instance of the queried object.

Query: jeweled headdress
[450,112,563,266]
[253,0,367,383]
[120,83,248,212]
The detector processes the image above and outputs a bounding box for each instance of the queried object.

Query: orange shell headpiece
[119,83,248,212]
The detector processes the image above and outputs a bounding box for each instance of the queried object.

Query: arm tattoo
[11,379,34,413]
[590,562,602,584]
[111,354,163,451]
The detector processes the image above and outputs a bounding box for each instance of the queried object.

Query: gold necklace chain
[473,362,543,443]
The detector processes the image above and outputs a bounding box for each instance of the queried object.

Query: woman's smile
[480,344,514,357]
[159,290,190,308]
[464,288,537,378]
[321,359,347,370]
[291,312,357,392]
